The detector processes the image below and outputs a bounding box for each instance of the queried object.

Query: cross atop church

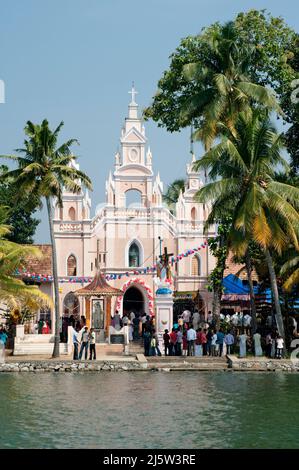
[129,82,138,105]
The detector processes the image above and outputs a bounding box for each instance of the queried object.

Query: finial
[129,82,138,105]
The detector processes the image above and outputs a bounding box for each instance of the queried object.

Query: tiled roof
[224,252,259,282]
[76,270,124,297]
[24,244,53,275]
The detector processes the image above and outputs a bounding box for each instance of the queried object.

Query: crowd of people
[71,325,96,360]
[125,308,290,359]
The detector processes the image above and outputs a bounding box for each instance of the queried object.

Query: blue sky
[1,0,299,242]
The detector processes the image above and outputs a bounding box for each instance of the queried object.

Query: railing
[58,222,84,232]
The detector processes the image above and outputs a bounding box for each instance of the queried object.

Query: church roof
[23,244,53,276]
[76,270,123,297]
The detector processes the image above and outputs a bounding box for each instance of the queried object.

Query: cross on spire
[129,82,138,105]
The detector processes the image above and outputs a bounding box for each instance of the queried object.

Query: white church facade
[53,88,217,330]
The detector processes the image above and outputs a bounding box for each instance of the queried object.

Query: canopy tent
[222,274,299,311]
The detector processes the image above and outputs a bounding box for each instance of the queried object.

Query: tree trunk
[212,284,221,330]
[46,197,60,358]
[245,250,257,334]
[265,249,285,342]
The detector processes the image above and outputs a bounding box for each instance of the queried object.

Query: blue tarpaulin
[222,274,299,309]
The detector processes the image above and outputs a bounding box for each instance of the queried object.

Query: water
[0,371,298,449]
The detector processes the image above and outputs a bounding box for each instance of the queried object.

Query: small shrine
[76,270,123,342]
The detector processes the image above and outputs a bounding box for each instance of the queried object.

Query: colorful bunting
[16,241,208,283]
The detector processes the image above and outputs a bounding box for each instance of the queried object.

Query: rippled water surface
[0,371,298,449]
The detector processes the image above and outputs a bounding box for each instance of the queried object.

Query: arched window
[129,242,140,267]
[125,189,142,208]
[68,207,76,221]
[191,255,201,276]
[191,207,196,228]
[67,255,77,276]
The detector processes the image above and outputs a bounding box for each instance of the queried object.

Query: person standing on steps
[216,329,225,357]
[89,328,96,360]
[163,329,171,356]
[169,328,177,356]
[72,327,80,360]
[176,327,183,356]
[143,328,151,357]
[187,324,196,356]
[79,326,89,360]
[224,331,235,355]
[276,335,284,359]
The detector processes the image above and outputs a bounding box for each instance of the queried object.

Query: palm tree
[0,206,50,313]
[194,110,299,341]
[0,120,92,357]
[280,249,299,292]
[163,179,185,212]
[182,22,280,150]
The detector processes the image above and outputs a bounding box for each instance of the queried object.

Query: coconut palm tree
[163,179,185,212]
[194,110,299,341]
[0,120,92,357]
[182,22,280,150]
[0,206,50,312]
[280,249,299,292]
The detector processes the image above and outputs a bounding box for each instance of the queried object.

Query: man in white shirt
[187,326,197,356]
[79,326,89,360]
[243,313,252,334]
[231,312,239,327]
[182,310,191,324]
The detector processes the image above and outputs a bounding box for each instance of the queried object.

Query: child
[150,335,157,356]
[276,335,284,359]
[163,329,170,356]
[182,331,188,356]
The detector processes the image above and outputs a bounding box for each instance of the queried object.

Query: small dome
[156,287,172,295]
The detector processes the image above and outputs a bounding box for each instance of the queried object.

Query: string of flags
[15,241,208,283]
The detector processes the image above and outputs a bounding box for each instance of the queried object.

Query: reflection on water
[0,371,298,449]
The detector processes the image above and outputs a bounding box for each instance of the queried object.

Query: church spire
[128,82,138,119]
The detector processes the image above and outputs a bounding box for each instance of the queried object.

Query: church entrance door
[123,286,144,316]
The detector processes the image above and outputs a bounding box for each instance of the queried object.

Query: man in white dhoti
[192,310,200,330]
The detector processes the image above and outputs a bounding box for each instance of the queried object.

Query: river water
[0,371,298,449]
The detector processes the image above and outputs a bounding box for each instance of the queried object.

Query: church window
[69,207,76,221]
[191,207,196,228]
[191,255,201,276]
[67,255,77,276]
[129,242,140,267]
[125,189,142,208]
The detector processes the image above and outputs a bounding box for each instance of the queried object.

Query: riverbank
[1,354,299,372]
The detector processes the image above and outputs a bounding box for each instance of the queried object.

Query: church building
[52,87,217,336]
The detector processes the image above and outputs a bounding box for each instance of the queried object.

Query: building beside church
[49,87,217,336]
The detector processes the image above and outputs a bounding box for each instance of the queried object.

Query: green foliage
[0,165,40,244]
[163,179,185,212]
[195,110,299,256]
[207,216,232,292]
[0,120,92,207]
[144,9,298,150]
[0,205,50,313]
